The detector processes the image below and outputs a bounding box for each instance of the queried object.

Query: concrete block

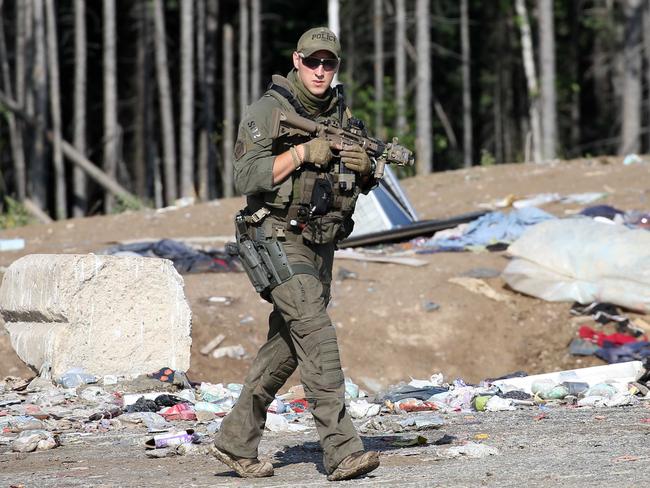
[0,254,192,379]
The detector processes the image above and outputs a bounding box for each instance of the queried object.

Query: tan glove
[302,138,333,167]
[340,144,372,175]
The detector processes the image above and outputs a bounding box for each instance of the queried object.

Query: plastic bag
[503,219,650,312]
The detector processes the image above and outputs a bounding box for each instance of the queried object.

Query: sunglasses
[299,53,339,72]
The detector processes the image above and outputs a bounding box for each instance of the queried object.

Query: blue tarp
[420,207,555,251]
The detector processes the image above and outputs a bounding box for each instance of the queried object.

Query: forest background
[0,0,649,222]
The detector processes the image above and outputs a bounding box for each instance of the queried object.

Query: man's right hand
[301,138,333,167]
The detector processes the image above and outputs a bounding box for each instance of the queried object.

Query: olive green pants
[214,238,363,474]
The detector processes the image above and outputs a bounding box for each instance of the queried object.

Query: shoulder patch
[234,139,246,160]
[246,119,263,141]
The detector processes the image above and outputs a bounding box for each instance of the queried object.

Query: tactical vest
[251,82,363,244]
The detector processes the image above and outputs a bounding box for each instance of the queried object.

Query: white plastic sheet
[502,219,650,312]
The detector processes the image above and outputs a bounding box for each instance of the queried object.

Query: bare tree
[539,0,557,160]
[223,24,234,198]
[619,0,643,154]
[180,0,194,198]
[103,0,118,213]
[31,0,48,211]
[328,0,340,85]
[395,0,407,137]
[239,0,249,118]
[153,0,177,205]
[73,0,87,216]
[373,0,384,136]
[197,0,218,200]
[460,0,473,167]
[415,0,432,174]
[645,0,650,151]
[514,0,542,163]
[45,0,66,219]
[133,2,148,200]
[0,1,27,200]
[250,0,261,101]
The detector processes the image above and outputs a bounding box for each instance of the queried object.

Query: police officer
[212,27,380,481]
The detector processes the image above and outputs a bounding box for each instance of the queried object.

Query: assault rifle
[269,107,414,181]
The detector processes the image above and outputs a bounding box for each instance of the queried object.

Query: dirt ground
[0,156,648,391]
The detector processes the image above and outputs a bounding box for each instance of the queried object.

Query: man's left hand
[340,144,372,175]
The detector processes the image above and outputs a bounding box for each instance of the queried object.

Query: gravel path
[2,403,650,487]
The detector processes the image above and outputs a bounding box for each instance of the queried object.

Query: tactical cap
[297,27,341,59]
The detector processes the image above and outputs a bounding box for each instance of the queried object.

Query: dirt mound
[1,157,648,389]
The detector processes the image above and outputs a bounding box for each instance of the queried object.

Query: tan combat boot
[211,445,274,478]
[327,450,380,481]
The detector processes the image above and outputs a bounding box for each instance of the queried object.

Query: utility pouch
[229,211,293,296]
[310,179,333,216]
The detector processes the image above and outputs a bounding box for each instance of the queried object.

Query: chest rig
[265,83,362,244]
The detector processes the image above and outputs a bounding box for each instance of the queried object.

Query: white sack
[502,219,650,312]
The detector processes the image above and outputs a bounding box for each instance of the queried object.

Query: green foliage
[0,197,33,229]
[479,149,496,167]
[342,76,416,168]
[112,195,144,214]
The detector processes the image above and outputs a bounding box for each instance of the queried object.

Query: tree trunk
[645,0,650,151]
[619,0,643,154]
[133,1,148,200]
[328,0,340,85]
[44,0,66,219]
[539,0,557,160]
[31,0,48,211]
[152,0,177,205]
[223,24,234,198]
[196,0,207,201]
[13,2,27,200]
[415,0,432,174]
[569,0,582,155]
[73,0,87,216]
[200,0,218,200]
[250,0,261,101]
[514,0,542,163]
[180,0,194,198]
[103,0,117,213]
[343,3,354,106]
[395,0,407,137]
[238,0,249,119]
[373,0,384,137]
[0,2,27,200]
[460,0,473,167]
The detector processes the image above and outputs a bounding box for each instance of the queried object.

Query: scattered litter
[392,435,428,447]
[56,368,97,388]
[11,430,59,452]
[422,300,440,312]
[239,316,255,325]
[265,413,309,433]
[200,334,226,356]
[448,277,510,302]
[336,267,358,281]
[349,399,381,419]
[335,249,428,267]
[0,238,26,252]
[212,345,246,360]
[622,154,644,165]
[145,429,197,449]
[207,296,233,305]
[440,442,499,459]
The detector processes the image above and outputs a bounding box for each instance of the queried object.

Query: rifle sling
[268,83,314,119]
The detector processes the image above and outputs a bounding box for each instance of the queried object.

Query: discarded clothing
[595,342,650,364]
[381,385,448,403]
[102,239,240,274]
[420,207,555,252]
